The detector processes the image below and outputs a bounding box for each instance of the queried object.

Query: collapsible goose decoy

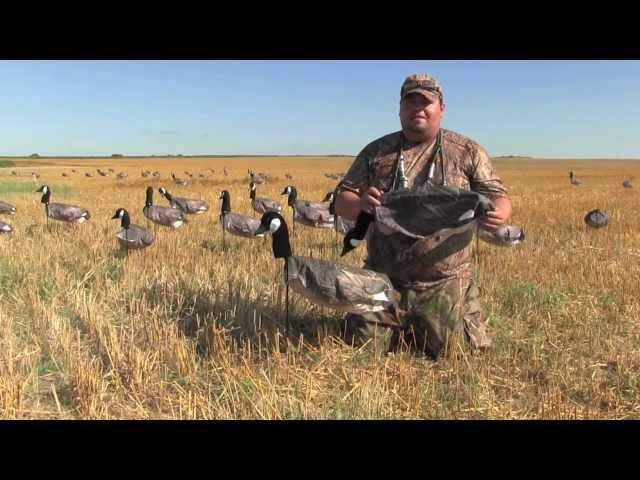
[143,186,187,229]
[141,170,151,178]
[111,208,155,252]
[171,173,188,186]
[116,172,128,180]
[255,211,398,333]
[322,191,355,236]
[584,209,609,228]
[219,190,265,249]
[477,224,525,246]
[281,185,334,234]
[158,187,209,214]
[223,167,228,176]
[341,185,495,256]
[250,182,282,215]
[623,179,633,188]
[0,201,16,215]
[0,221,13,234]
[97,168,109,177]
[569,171,582,186]
[36,185,91,226]
[85,172,94,178]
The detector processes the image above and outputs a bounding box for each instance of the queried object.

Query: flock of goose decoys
[0,167,632,332]
[569,171,633,229]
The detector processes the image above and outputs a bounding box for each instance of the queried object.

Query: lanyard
[392,130,444,191]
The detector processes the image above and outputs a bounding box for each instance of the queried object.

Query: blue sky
[1,60,638,158]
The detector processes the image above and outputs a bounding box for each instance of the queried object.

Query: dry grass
[0,156,638,419]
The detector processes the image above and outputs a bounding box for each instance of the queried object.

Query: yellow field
[0,156,638,419]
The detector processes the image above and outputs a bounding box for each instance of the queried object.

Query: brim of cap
[402,88,440,101]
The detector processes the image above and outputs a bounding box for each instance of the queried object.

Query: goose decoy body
[584,209,609,228]
[477,224,525,246]
[158,187,209,214]
[255,211,397,316]
[323,191,355,235]
[142,171,151,178]
[171,173,188,186]
[281,185,334,228]
[112,208,155,250]
[116,172,128,179]
[341,185,495,256]
[36,185,91,224]
[623,179,633,188]
[569,171,582,186]
[219,190,265,238]
[250,182,282,214]
[85,172,94,178]
[97,168,109,177]
[0,221,13,234]
[143,186,187,229]
[0,201,16,215]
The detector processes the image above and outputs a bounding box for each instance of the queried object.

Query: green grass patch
[500,282,567,316]
[0,182,77,198]
[0,160,16,168]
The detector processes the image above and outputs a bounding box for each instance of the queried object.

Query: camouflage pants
[341,275,491,359]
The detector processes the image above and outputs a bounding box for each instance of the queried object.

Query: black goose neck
[272,221,292,259]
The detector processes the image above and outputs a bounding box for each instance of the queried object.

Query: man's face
[399,92,445,139]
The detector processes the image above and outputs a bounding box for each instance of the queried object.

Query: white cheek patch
[76,217,87,224]
[459,209,475,221]
[269,218,282,232]
[172,220,184,228]
[42,186,49,194]
[349,238,361,247]
[1,225,11,232]
[286,186,291,194]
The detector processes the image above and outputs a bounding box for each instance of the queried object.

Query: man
[334,73,512,359]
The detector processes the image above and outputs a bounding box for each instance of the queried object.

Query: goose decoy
[0,221,13,234]
[0,201,16,215]
[116,172,128,180]
[255,211,398,333]
[143,187,187,229]
[584,209,609,228]
[62,172,69,177]
[248,170,265,184]
[223,167,228,177]
[85,172,94,178]
[569,171,582,186]
[285,173,293,180]
[219,190,265,249]
[71,169,77,174]
[171,173,188,186]
[184,171,194,178]
[281,185,334,233]
[10,171,17,176]
[152,171,161,178]
[623,179,633,189]
[341,185,495,256]
[111,208,155,251]
[250,182,282,215]
[36,185,91,225]
[158,187,209,215]
[97,168,109,177]
[477,224,525,246]
[141,170,151,178]
[322,191,355,235]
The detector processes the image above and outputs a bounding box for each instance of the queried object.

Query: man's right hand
[359,186,383,214]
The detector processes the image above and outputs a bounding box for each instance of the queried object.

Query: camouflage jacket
[337,128,509,291]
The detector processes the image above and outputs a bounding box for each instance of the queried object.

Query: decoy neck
[281,186,297,206]
[220,190,231,215]
[341,211,375,256]
[255,212,292,259]
[36,185,51,205]
[112,208,131,229]
[145,187,154,207]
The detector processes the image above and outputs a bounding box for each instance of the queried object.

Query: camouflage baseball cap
[400,74,443,102]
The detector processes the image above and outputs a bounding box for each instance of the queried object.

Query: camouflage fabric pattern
[336,128,508,355]
[341,273,490,358]
[400,73,444,102]
[337,128,508,291]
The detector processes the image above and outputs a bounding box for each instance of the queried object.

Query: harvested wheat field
[0,155,638,419]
